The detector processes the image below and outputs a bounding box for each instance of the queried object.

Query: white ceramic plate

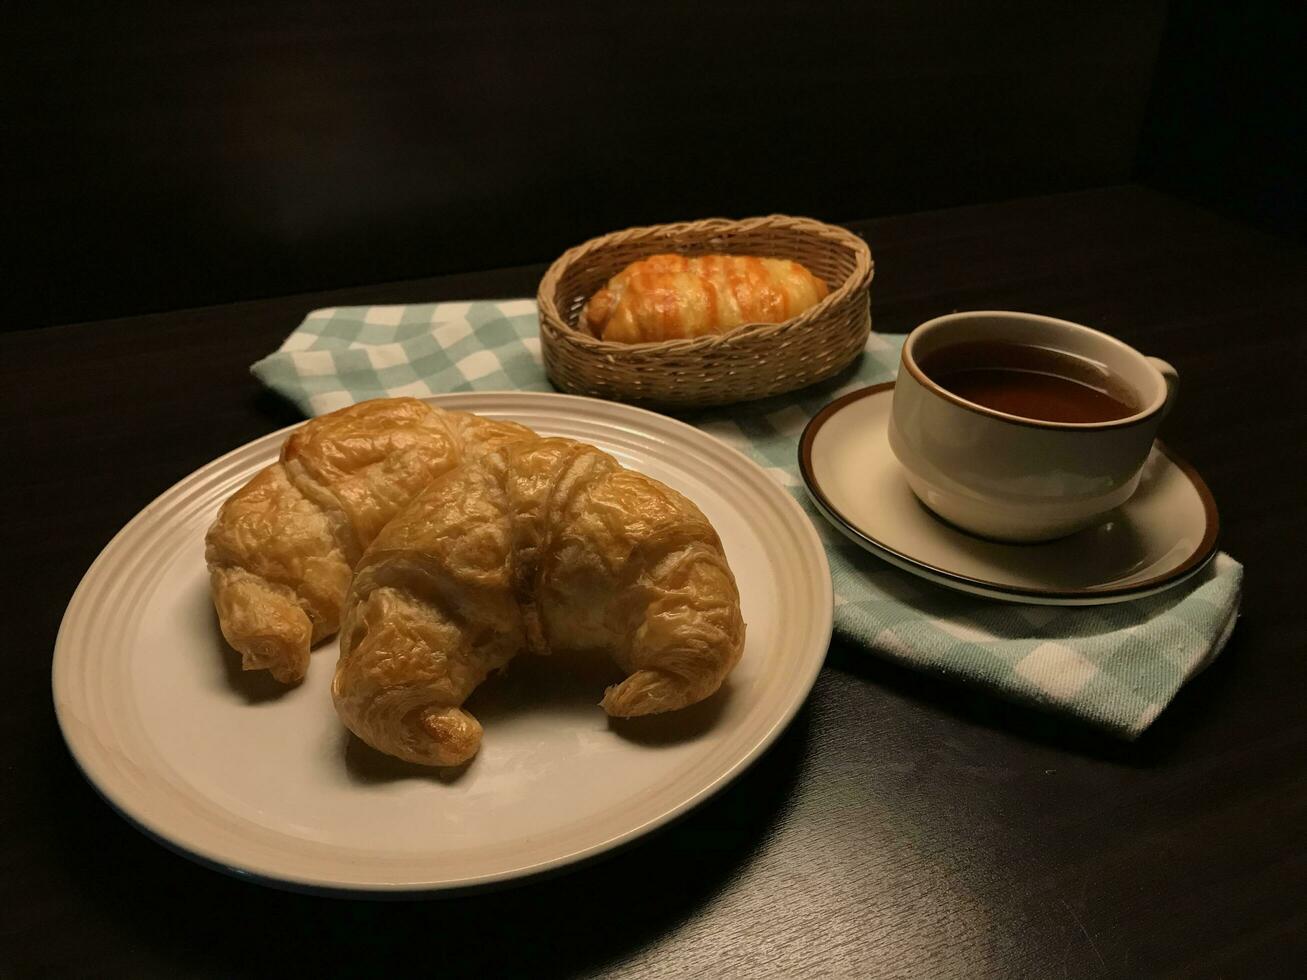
[53,392,831,894]
[799,383,1219,605]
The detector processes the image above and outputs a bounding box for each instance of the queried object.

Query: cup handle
[1147,357,1179,419]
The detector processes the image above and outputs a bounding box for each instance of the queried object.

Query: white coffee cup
[888,311,1178,542]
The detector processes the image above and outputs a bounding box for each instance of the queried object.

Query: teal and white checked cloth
[253,300,1242,738]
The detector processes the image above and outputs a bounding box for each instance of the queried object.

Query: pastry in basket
[332,436,746,766]
[205,398,534,684]
[582,253,830,343]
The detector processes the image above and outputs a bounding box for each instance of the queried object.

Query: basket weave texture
[537,215,874,408]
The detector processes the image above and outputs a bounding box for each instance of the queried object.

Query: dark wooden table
[3,186,1305,978]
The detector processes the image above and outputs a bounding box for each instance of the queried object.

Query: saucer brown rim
[797,382,1221,601]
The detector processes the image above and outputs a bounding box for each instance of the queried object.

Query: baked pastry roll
[582,253,829,343]
[333,436,746,766]
[205,398,534,684]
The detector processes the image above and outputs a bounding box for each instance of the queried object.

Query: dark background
[8,0,1301,330]
[5,4,1307,976]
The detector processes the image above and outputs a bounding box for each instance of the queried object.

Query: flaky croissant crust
[333,436,746,766]
[204,398,534,683]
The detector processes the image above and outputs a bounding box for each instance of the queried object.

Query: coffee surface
[918,342,1139,423]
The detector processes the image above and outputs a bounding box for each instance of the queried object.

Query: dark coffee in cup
[916,342,1139,424]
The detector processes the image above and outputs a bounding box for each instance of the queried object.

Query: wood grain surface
[2,186,1305,978]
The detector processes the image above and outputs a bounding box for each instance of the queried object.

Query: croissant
[582,253,830,343]
[333,436,746,766]
[204,398,534,684]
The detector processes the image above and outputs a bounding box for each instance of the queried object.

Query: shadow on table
[49,701,813,978]
[824,625,1246,766]
[253,386,312,426]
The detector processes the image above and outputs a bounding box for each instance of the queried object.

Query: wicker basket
[537,215,874,408]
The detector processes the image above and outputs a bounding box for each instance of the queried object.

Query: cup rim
[901,311,1169,431]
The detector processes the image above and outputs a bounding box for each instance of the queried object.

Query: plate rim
[53,390,832,894]
[798,382,1221,605]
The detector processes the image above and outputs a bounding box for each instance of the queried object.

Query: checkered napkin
[253,300,1243,738]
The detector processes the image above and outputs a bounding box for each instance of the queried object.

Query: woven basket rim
[537,214,874,354]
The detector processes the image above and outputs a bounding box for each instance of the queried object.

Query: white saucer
[799,383,1220,605]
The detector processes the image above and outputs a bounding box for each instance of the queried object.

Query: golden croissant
[333,436,746,766]
[582,253,829,343]
[204,398,534,684]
